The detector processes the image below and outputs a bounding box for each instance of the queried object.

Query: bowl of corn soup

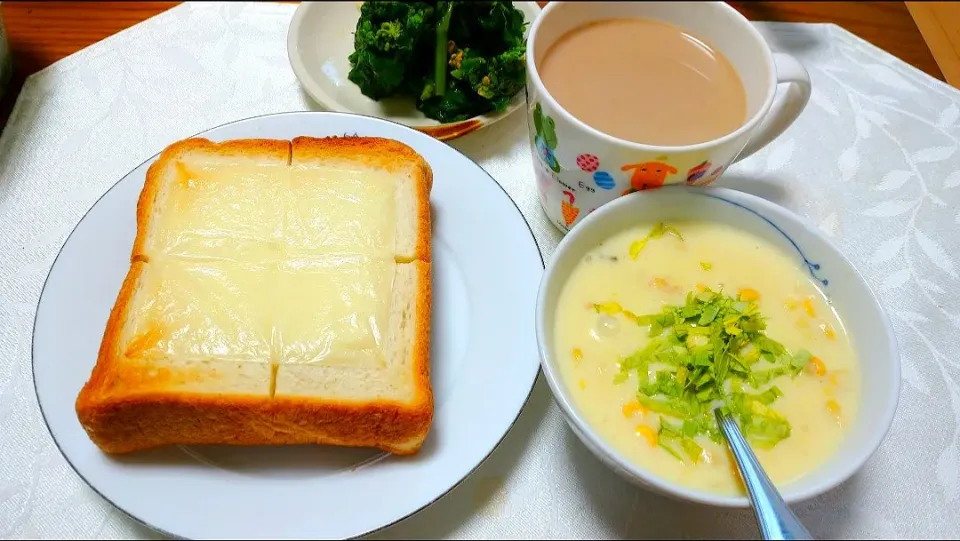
[535,185,900,507]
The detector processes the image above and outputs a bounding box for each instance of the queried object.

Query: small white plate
[287,1,541,141]
[33,112,544,540]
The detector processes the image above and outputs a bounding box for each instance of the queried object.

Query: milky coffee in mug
[538,18,747,147]
[525,1,811,233]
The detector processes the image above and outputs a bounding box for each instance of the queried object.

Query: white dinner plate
[32,112,544,540]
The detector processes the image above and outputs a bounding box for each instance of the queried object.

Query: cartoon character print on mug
[619,157,678,195]
[577,152,683,197]
[685,160,726,187]
[527,100,739,232]
[576,153,615,191]
[577,152,729,203]
[531,98,647,230]
[531,101,584,231]
[533,102,560,173]
[575,153,683,223]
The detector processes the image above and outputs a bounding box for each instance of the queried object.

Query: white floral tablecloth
[1,2,958,539]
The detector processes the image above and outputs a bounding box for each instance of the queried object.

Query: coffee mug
[525,1,811,233]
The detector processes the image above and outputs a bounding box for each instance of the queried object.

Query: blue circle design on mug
[593,171,615,190]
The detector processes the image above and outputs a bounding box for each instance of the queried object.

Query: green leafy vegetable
[347,2,432,101]
[348,1,528,123]
[615,282,815,463]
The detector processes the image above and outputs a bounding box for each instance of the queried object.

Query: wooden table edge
[906,2,960,88]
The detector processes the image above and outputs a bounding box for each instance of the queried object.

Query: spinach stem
[435,2,455,97]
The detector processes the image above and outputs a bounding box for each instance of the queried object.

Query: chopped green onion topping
[629,222,684,260]
[615,284,814,462]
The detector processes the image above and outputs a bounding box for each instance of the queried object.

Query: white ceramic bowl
[287,1,541,141]
[535,185,901,507]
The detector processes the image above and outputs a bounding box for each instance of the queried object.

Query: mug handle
[733,53,811,163]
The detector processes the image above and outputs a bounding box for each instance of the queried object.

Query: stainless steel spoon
[714,409,815,541]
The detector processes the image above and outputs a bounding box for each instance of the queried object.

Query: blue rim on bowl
[535,185,901,507]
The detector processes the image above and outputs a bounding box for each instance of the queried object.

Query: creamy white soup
[555,220,860,496]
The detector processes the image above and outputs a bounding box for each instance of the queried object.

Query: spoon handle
[714,410,814,541]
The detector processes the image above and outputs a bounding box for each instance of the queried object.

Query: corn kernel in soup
[554,220,860,496]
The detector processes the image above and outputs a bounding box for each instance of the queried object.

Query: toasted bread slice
[289,136,432,262]
[76,136,433,455]
[133,137,431,263]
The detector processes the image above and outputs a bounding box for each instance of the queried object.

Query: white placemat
[1,2,959,539]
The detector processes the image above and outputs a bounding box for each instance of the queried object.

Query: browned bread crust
[76,137,433,456]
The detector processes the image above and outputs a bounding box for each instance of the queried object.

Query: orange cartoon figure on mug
[620,157,677,195]
[561,190,580,227]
